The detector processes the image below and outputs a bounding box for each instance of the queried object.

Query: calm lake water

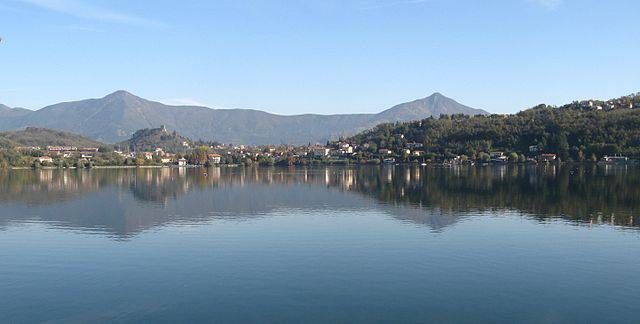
[1,165,639,323]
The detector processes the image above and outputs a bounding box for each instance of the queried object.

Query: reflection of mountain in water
[0,165,638,238]
[341,165,640,227]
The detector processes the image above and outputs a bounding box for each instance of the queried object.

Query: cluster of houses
[483,151,556,164]
[527,145,557,162]
[175,141,565,166]
[137,148,177,164]
[186,141,428,165]
[16,146,100,165]
[578,98,638,111]
[123,147,221,166]
[16,136,632,167]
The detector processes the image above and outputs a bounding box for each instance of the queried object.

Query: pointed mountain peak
[103,90,140,100]
[374,93,488,122]
[420,92,448,101]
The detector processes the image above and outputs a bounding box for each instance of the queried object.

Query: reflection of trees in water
[129,168,190,205]
[0,169,118,206]
[0,167,375,237]
[337,164,640,228]
[0,165,638,238]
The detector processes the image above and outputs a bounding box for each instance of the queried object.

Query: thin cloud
[528,0,562,10]
[162,98,210,107]
[16,0,166,28]
[58,25,98,32]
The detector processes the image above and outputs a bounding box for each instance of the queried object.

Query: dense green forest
[351,94,640,161]
[0,127,104,148]
[116,126,192,153]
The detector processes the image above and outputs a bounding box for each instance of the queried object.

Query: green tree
[135,156,145,166]
[189,146,209,165]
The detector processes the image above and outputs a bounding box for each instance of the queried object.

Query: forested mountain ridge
[0,127,104,149]
[117,126,194,153]
[0,91,487,145]
[350,93,640,160]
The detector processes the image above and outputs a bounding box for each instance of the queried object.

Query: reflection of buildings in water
[0,170,102,205]
[588,211,636,228]
[413,167,421,182]
[40,169,53,182]
[404,168,411,184]
[385,167,393,183]
[325,168,330,185]
[540,164,557,177]
[208,167,221,181]
[159,167,171,181]
[334,165,639,230]
[603,164,629,176]
[498,165,506,180]
[344,169,355,190]
[1,165,639,238]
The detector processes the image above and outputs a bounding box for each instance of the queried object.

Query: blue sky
[0,0,638,114]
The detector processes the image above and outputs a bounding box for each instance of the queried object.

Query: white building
[38,156,53,163]
[312,147,330,156]
[208,154,222,164]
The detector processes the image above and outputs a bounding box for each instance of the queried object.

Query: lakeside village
[2,92,639,170]
[4,137,634,169]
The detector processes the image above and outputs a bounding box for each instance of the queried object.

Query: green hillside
[350,94,640,161]
[117,126,192,153]
[0,127,105,148]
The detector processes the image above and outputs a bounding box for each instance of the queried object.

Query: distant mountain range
[0,91,488,145]
[0,104,31,118]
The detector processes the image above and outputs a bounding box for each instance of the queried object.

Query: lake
[1,165,639,323]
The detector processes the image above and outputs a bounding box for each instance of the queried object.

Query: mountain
[117,126,192,153]
[0,104,31,118]
[350,93,640,160]
[0,127,105,148]
[0,91,488,145]
[371,92,487,124]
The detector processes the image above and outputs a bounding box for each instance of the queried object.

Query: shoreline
[4,161,637,171]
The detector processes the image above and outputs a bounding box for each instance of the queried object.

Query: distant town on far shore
[1,91,639,169]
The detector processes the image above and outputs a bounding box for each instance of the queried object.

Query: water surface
[1,165,639,323]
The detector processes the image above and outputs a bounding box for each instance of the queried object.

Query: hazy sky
[0,0,638,114]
